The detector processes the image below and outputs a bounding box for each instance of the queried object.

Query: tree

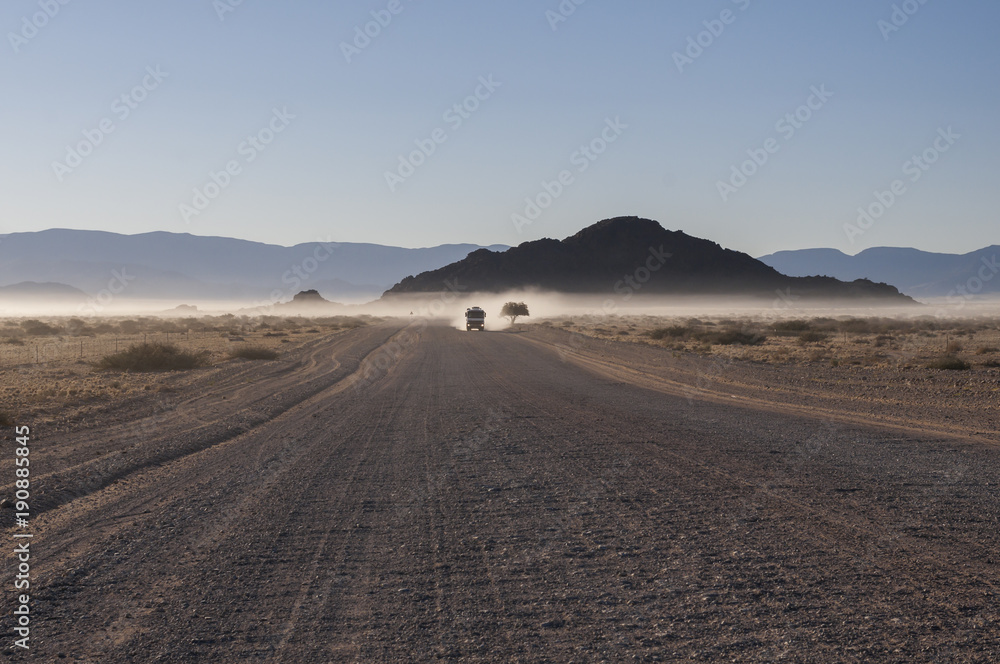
[500,301,530,325]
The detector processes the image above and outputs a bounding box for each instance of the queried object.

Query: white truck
[465,307,486,331]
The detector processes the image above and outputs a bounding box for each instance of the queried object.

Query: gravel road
[2,322,998,662]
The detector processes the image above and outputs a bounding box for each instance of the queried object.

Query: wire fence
[0,331,215,367]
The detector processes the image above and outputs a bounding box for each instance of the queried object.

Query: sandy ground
[1,319,998,661]
[0,316,373,429]
[533,315,1000,445]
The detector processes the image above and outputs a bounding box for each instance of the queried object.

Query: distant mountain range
[0,281,88,301]
[0,229,508,303]
[758,246,1000,298]
[5,225,986,308]
[385,217,913,303]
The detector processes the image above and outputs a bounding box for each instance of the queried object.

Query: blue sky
[2,0,998,256]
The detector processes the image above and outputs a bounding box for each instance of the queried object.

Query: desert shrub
[772,319,812,333]
[699,327,766,346]
[926,356,970,371]
[797,331,828,344]
[64,318,94,336]
[945,340,963,354]
[3,337,25,346]
[152,320,184,334]
[872,334,894,348]
[838,318,874,334]
[97,342,208,372]
[976,346,998,355]
[118,319,143,334]
[263,332,288,337]
[648,325,690,340]
[21,320,61,336]
[229,346,279,361]
[337,317,366,329]
[982,359,1000,368]
[0,410,13,427]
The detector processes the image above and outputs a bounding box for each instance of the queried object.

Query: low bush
[229,346,279,361]
[926,356,970,371]
[797,331,828,344]
[699,327,767,346]
[837,318,875,334]
[648,326,690,340]
[97,343,208,372]
[21,320,61,336]
[872,334,895,348]
[772,319,812,333]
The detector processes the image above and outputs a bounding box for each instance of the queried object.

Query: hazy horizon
[3,223,999,258]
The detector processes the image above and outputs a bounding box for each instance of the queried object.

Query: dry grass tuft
[926,356,970,371]
[229,346,279,361]
[97,343,209,372]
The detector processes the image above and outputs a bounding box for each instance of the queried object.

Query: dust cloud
[2,290,999,325]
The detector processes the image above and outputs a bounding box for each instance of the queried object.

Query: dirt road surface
[2,322,999,662]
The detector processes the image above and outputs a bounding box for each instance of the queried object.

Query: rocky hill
[384,217,914,302]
